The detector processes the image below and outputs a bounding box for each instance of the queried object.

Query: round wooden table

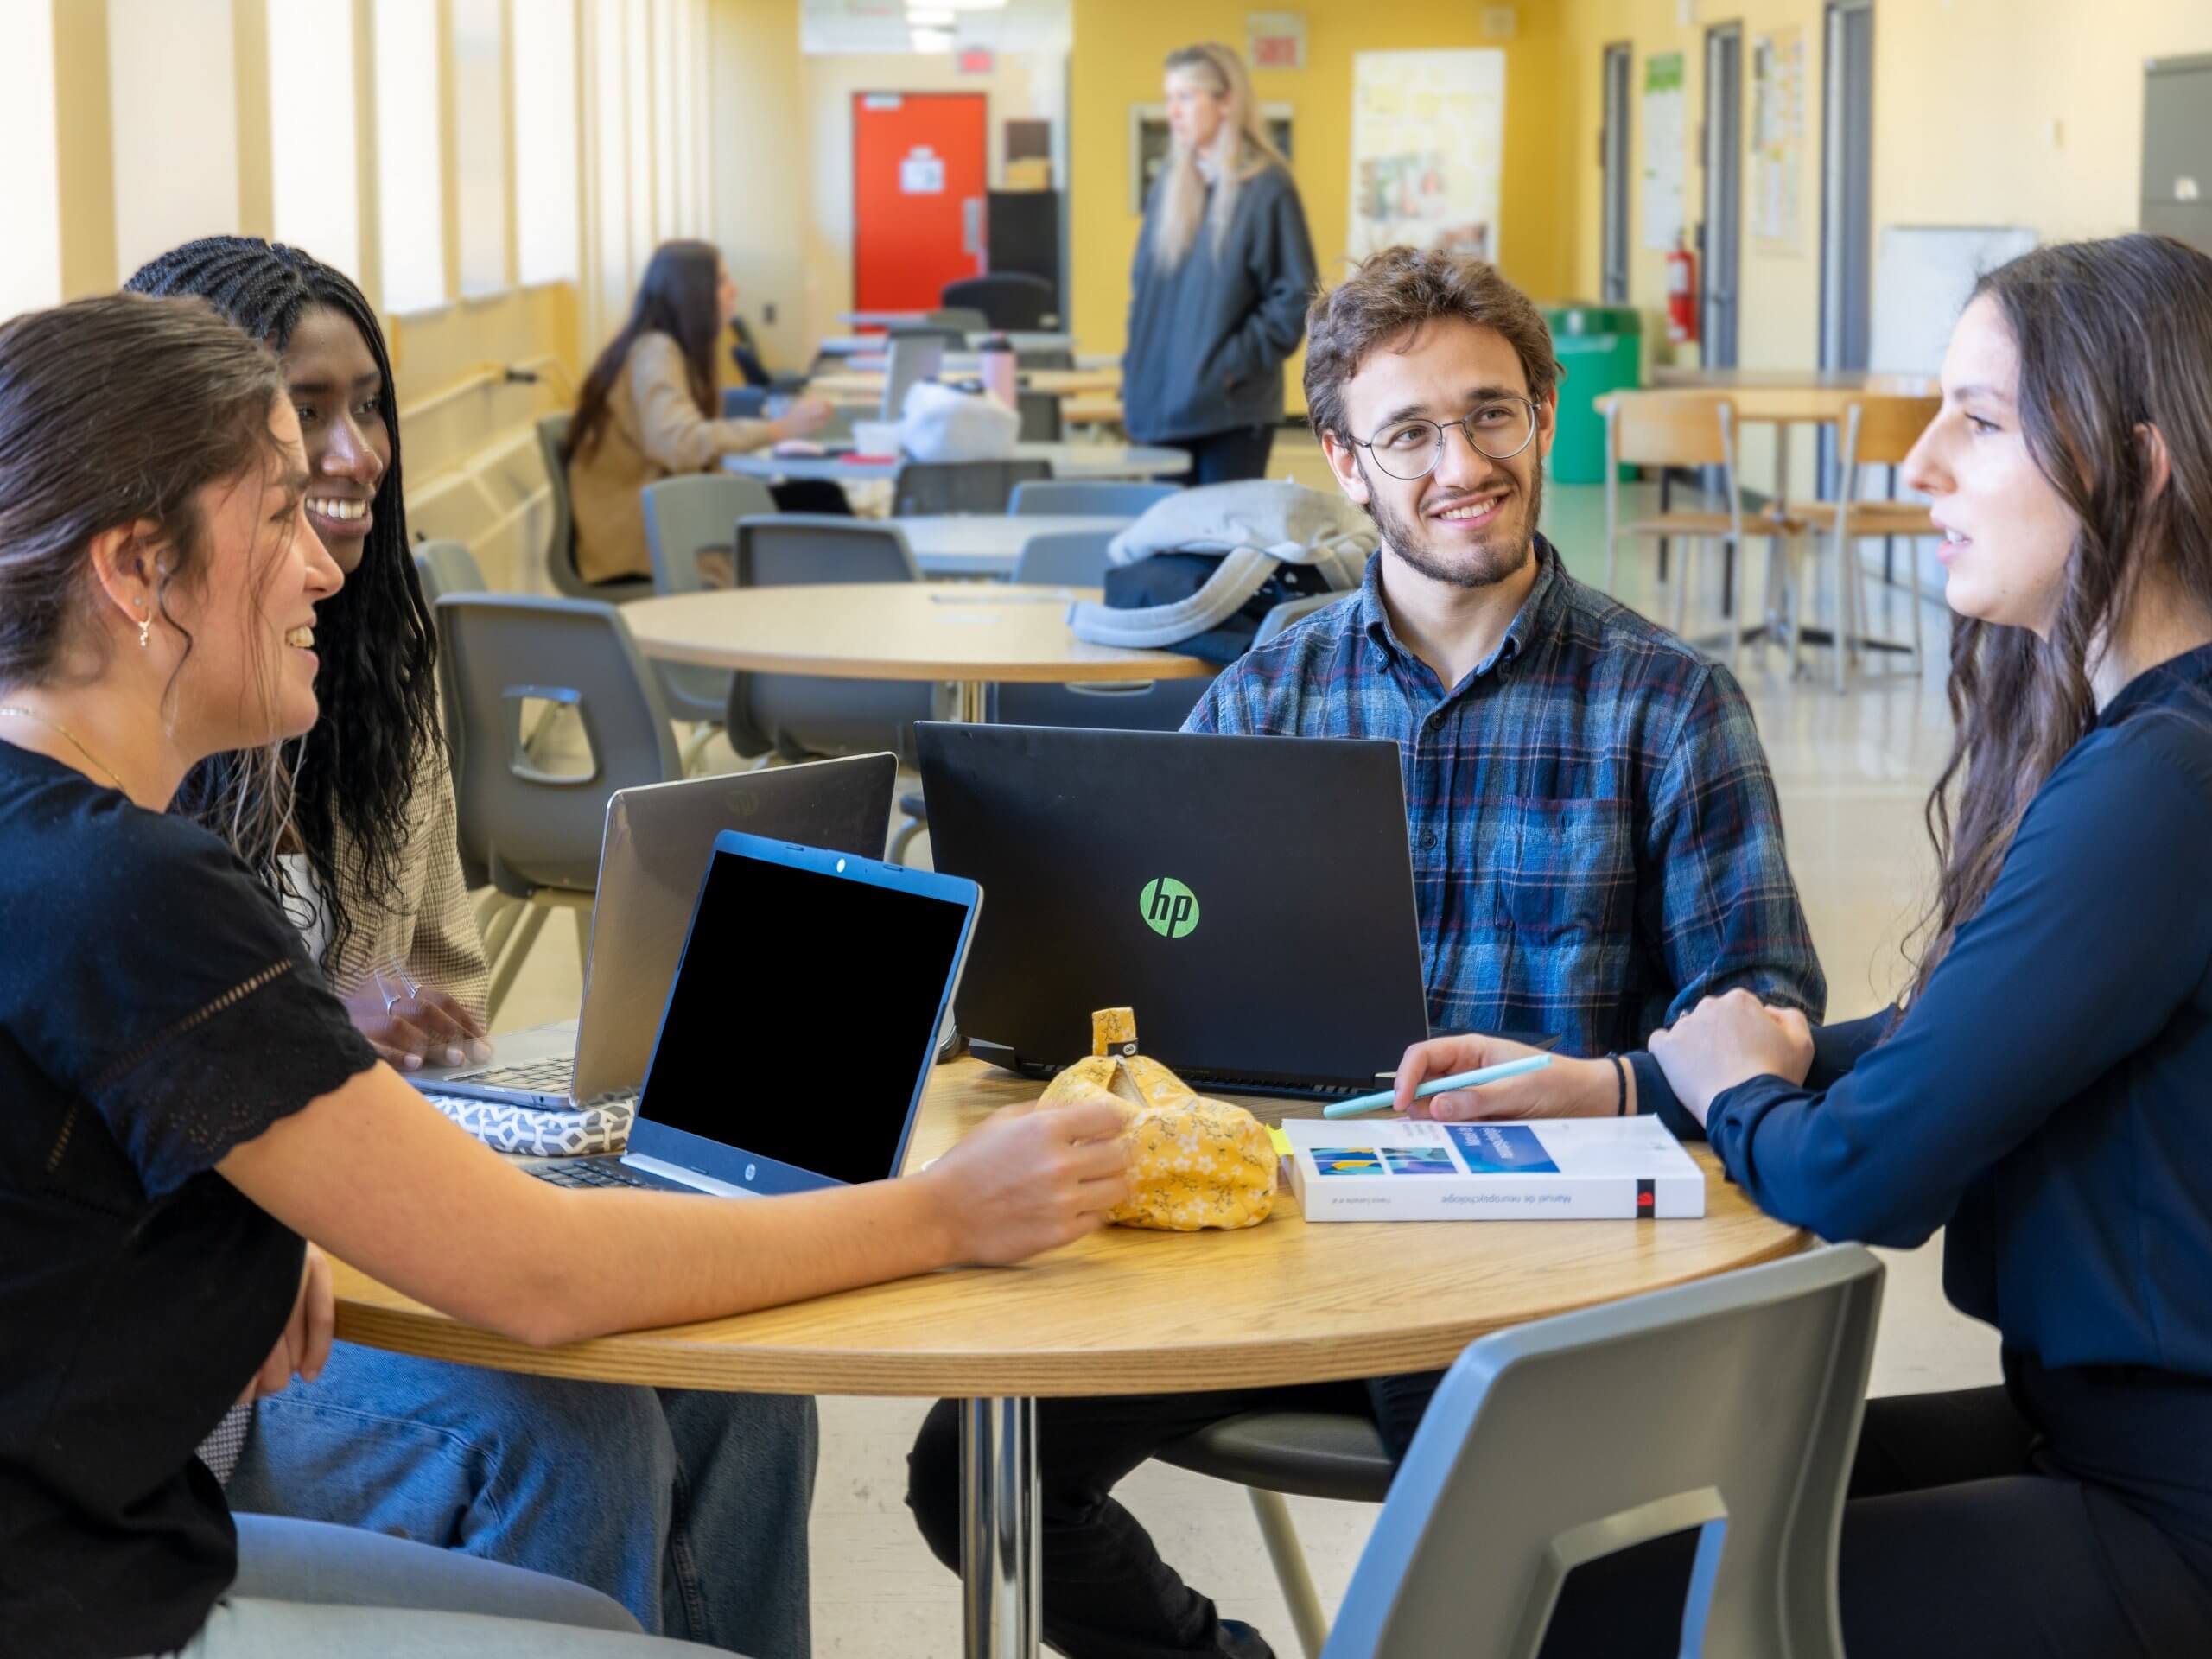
[334,1063,1807,1657]
[721,440,1189,485]
[620,582,1214,721]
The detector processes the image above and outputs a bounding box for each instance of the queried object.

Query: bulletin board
[1347,50,1505,262]
[1751,26,1807,254]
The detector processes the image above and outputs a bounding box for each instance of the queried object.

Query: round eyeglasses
[1350,397,1539,480]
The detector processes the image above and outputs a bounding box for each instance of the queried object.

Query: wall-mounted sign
[900,146,945,194]
[1248,11,1305,71]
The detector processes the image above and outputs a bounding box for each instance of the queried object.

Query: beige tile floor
[487,442,1999,1655]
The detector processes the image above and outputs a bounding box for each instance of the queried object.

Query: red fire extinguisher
[1666,236,1700,345]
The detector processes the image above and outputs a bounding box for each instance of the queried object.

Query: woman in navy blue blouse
[1580,234,2212,1654]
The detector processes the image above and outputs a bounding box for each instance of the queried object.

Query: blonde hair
[1151,43,1288,271]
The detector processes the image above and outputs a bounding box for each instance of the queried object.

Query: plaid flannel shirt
[1185,540,1825,1132]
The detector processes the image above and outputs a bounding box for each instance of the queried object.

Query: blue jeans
[226,1342,816,1656]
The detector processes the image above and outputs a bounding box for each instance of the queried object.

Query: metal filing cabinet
[2144,54,2212,255]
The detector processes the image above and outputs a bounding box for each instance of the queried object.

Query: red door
[853,92,988,313]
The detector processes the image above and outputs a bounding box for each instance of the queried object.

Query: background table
[722,440,1189,486]
[622,582,1211,721]
[808,366,1123,404]
[337,1063,1806,1656]
[892,513,1128,579]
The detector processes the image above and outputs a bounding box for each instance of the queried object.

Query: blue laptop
[525,830,981,1198]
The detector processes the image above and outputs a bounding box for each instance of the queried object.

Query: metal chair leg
[680,721,720,775]
[1247,1489,1329,1659]
[485,904,550,1023]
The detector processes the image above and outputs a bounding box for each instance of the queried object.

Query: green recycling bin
[1544,303,1643,484]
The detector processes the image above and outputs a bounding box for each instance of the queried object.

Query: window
[593,0,633,315]
[512,0,579,284]
[374,0,446,312]
[0,0,61,316]
[109,0,240,280]
[451,0,509,296]
[268,0,359,276]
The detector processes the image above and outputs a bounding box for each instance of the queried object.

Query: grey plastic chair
[1007,479,1179,518]
[640,474,777,770]
[434,594,684,1018]
[1015,388,1063,442]
[887,323,971,353]
[535,413,654,604]
[1254,591,1347,645]
[1016,346,1078,372]
[892,458,1053,517]
[1167,1245,1884,1659]
[411,539,493,893]
[412,538,487,605]
[724,515,936,768]
[988,528,1213,731]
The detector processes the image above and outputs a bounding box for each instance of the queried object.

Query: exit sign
[1248,10,1305,70]
[958,47,994,73]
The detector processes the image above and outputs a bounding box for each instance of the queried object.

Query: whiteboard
[1869,225,2037,376]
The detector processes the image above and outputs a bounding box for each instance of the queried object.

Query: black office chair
[941,273,1058,331]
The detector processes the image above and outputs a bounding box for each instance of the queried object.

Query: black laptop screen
[639,849,969,1185]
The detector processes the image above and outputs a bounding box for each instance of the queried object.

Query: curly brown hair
[1302,245,1562,443]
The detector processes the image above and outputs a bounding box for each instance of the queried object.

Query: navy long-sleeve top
[1707,644,2212,1376]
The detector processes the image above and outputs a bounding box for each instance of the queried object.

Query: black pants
[907,1374,2212,1659]
[1165,425,1275,487]
[766,478,851,515]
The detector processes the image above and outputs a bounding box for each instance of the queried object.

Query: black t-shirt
[0,743,378,1658]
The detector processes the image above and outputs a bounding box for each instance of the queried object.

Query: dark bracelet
[1608,1053,1628,1116]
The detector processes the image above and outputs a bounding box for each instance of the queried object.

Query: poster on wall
[1347,50,1505,263]
[1751,26,1806,254]
[1639,52,1686,251]
[1247,11,1306,70]
[1129,103,1294,214]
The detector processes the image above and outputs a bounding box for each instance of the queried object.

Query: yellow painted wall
[709,0,810,369]
[1065,0,1573,412]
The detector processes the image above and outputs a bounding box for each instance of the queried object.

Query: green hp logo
[1139,877,1200,939]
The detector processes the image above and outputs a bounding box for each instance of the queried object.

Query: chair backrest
[734,514,920,588]
[1255,591,1344,645]
[412,538,487,605]
[888,323,971,351]
[533,413,589,599]
[1017,347,1077,372]
[1603,391,1738,469]
[1008,478,1178,518]
[892,458,1053,517]
[926,307,993,333]
[1840,394,1940,471]
[1323,1245,1884,1659]
[640,474,778,597]
[1015,389,1063,442]
[1012,527,1117,586]
[435,594,683,895]
[942,273,1057,331]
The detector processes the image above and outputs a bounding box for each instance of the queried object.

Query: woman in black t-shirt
[0,296,1130,1658]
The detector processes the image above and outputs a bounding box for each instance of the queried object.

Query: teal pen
[1321,1053,1554,1119]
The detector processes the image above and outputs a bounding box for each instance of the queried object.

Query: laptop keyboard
[1179,1071,1366,1102]
[453,1058,576,1091]
[527,1160,667,1191]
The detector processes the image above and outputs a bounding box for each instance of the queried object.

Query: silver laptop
[880,335,945,421]
[523,829,982,1198]
[416,754,897,1110]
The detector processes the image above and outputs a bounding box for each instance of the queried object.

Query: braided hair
[126,236,440,971]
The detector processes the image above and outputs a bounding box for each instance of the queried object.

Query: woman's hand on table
[238,1243,334,1405]
[921,1097,1131,1264]
[772,396,835,442]
[1391,1033,1624,1121]
[1649,990,1815,1128]
[343,967,491,1071]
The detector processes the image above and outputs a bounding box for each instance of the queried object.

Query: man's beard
[1362,462,1542,591]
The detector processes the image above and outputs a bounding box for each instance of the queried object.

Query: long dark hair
[127,237,440,970]
[0,292,288,727]
[564,239,723,463]
[1913,233,2212,999]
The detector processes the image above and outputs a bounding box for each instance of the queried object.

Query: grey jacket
[1122,165,1317,444]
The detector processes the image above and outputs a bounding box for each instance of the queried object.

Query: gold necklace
[0,707,134,796]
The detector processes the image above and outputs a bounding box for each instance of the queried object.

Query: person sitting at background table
[567,240,840,585]
[907,245,1826,1659]
[1541,232,2212,1659]
[1121,41,1316,486]
[128,234,817,1657]
[0,290,1131,1658]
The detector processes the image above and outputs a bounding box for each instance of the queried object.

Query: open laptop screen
[639,839,972,1187]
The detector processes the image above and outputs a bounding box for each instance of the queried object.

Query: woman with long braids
[1498,233,2212,1656]
[125,237,810,1656]
[565,239,837,585]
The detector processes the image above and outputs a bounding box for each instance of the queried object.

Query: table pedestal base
[962,1395,1040,1659]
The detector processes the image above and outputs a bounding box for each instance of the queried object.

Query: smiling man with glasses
[903,248,1828,1659]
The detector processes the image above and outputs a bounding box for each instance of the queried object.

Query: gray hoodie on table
[1121,164,1318,446]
